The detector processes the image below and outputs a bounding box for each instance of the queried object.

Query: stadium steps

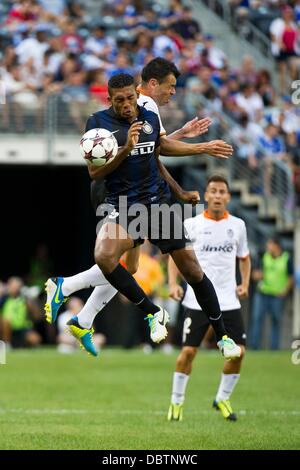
[230,179,294,251]
[193,0,276,76]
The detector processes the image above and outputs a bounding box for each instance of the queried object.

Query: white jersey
[137,93,166,136]
[182,211,249,312]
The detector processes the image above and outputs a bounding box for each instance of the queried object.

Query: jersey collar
[203,209,229,221]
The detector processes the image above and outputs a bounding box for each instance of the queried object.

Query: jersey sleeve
[85,114,99,132]
[141,98,166,136]
[237,221,250,259]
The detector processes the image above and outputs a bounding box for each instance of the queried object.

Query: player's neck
[138,85,151,99]
[205,209,228,221]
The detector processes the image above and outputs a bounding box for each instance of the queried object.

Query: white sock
[171,372,189,405]
[216,373,240,402]
[62,265,108,296]
[77,284,117,329]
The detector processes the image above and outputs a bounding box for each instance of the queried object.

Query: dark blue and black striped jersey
[86,106,170,207]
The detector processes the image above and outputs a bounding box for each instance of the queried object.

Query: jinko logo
[0,341,6,365]
[291,340,300,365]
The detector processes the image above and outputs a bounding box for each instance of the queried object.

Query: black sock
[104,263,159,315]
[190,273,226,342]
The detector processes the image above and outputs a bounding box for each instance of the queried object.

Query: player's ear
[107,95,111,104]
[204,191,209,202]
[149,78,158,89]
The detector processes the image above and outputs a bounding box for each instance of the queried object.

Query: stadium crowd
[0,0,300,200]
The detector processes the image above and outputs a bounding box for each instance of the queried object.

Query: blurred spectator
[6,0,40,30]
[269,5,298,93]
[258,122,287,195]
[108,52,135,77]
[236,55,257,86]
[172,6,201,40]
[84,25,116,61]
[0,277,42,348]
[61,70,89,131]
[202,34,228,69]
[250,238,293,350]
[256,69,276,106]
[230,113,262,169]
[60,19,84,54]
[235,82,264,121]
[15,27,49,69]
[88,69,109,107]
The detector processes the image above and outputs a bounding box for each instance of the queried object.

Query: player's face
[109,86,138,120]
[154,74,177,106]
[205,182,230,214]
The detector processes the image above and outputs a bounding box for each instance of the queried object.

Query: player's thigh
[223,309,247,347]
[182,308,210,347]
[95,222,134,261]
[121,246,141,274]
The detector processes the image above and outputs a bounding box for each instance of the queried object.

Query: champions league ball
[80,128,119,166]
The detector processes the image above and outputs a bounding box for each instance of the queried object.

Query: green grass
[0,348,299,450]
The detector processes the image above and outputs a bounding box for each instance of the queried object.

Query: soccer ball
[80,128,118,166]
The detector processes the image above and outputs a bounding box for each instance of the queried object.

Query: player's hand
[169,284,184,301]
[205,140,233,159]
[181,117,212,138]
[180,190,200,206]
[126,121,143,151]
[236,284,249,299]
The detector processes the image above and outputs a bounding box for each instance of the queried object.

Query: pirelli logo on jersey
[201,243,234,253]
[130,141,155,156]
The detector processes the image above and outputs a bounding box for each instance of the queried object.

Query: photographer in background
[0,277,42,348]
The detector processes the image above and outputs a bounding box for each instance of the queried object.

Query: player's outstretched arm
[157,158,200,205]
[88,121,143,180]
[168,117,212,140]
[159,136,233,159]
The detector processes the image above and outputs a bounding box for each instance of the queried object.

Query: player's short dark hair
[206,174,230,191]
[141,57,180,84]
[108,73,135,95]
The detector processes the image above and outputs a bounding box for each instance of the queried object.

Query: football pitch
[0,348,299,450]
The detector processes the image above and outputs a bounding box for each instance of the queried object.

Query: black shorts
[95,202,188,254]
[182,308,246,347]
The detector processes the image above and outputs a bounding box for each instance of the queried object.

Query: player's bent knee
[95,249,118,274]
